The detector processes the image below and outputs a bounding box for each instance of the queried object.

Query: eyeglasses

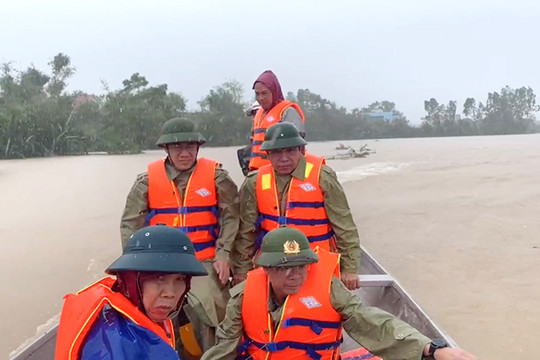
[168,143,199,152]
[267,147,300,156]
[138,272,187,282]
[268,264,308,275]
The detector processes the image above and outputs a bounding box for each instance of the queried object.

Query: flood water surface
[3,135,540,359]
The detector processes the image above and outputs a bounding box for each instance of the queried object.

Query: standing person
[249,70,306,171]
[120,117,239,350]
[202,227,478,360]
[55,225,208,360]
[234,122,361,290]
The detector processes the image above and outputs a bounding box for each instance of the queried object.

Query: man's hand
[213,259,231,286]
[341,272,360,290]
[424,346,478,360]
[232,273,247,286]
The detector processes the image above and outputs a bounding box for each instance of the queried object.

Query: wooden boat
[342,247,456,352]
[10,247,455,359]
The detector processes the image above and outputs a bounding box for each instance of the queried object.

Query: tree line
[1,53,538,159]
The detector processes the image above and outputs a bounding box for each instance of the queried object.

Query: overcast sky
[2,0,539,123]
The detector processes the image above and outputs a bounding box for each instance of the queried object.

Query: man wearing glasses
[233,122,361,291]
[206,227,478,360]
[120,117,239,355]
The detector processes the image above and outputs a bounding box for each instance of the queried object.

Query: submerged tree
[479,86,538,135]
[421,98,460,136]
[0,54,82,158]
[101,73,186,153]
[2,54,539,160]
[295,89,351,141]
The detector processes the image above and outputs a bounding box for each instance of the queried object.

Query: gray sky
[2,0,539,124]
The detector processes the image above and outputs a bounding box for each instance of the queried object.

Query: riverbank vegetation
[1,53,538,159]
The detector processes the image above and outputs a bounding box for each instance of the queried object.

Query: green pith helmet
[256,227,319,267]
[259,122,307,151]
[155,118,207,147]
[106,225,208,276]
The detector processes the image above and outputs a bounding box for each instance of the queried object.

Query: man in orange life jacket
[249,70,306,171]
[120,118,239,350]
[56,225,208,360]
[202,227,478,360]
[233,122,361,290]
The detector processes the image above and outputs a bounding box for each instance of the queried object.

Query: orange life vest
[255,153,335,251]
[55,277,175,360]
[146,157,219,261]
[249,100,305,170]
[239,247,342,360]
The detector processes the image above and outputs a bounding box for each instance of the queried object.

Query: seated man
[55,225,208,360]
[121,117,239,350]
[203,227,478,360]
[234,122,361,290]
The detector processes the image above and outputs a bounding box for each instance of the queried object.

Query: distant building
[365,111,394,123]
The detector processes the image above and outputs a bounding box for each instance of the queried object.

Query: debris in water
[327,143,374,160]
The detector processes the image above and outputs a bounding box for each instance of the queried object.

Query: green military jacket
[201,277,430,360]
[234,156,361,274]
[120,157,239,263]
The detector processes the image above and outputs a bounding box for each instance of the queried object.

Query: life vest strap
[258,213,330,226]
[180,223,219,235]
[282,317,341,335]
[146,206,219,224]
[307,231,335,243]
[250,151,268,160]
[145,207,179,225]
[287,201,325,209]
[240,335,342,360]
[191,239,217,252]
[253,128,267,134]
[255,231,266,249]
[180,205,219,218]
[252,140,264,146]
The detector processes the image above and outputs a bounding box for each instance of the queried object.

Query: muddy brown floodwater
[3,134,539,359]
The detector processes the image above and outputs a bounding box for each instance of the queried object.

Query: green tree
[422,98,442,136]
[69,94,103,153]
[458,97,479,136]
[463,97,477,120]
[479,86,538,134]
[0,54,89,158]
[47,53,75,97]
[195,80,250,146]
[422,98,459,136]
[101,74,186,153]
[296,89,351,141]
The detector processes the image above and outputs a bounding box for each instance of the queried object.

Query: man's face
[265,265,309,298]
[166,142,199,170]
[254,82,273,111]
[267,147,302,175]
[140,273,187,322]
